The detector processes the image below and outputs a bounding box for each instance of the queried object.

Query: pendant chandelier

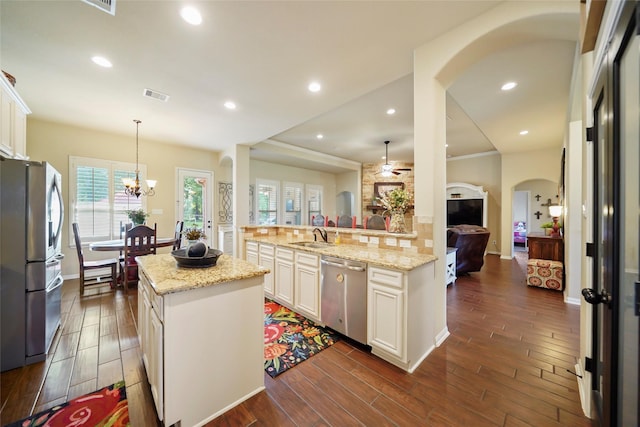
[123,119,156,198]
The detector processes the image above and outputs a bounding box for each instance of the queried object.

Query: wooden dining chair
[365,214,387,230]
[337,215,356,228]
[173,220,184,250]
[121,224,157,293]
[72,223,118,296]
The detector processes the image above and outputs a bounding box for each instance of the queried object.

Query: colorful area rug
[264,300,338,378]
[6,380,129,427]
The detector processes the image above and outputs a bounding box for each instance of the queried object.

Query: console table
[527,234,564,262]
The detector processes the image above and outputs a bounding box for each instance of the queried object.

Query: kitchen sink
[290,241,334,249]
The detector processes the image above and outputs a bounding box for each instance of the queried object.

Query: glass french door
[583,3,639,426]
[176,168,213,246]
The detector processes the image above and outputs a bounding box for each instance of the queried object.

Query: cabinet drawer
[259,243,275,256]
[246,241,258,253]
[368,266,404,289]
[295,252,319,267]
[276,247,294,261]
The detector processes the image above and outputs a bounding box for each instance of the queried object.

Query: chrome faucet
[312,227,328,243]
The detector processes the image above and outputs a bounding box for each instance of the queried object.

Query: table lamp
[548,205,563,237]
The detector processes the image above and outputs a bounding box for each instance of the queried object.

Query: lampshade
[548,205,563,217]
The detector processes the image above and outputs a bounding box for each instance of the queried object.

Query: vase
[389,212,406,233]
[185,239,198,252]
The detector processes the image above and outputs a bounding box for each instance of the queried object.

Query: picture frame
[374,182,404,198]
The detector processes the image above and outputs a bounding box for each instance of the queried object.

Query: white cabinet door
[275,248,294,306]
[259,244,275,297]
[149,307,164,421]
[0,89,12,157]
[294,252,320,321]
[138,283,151,372]
[12,106,26,159]
[368,266,406,360]
[368,283,404,358]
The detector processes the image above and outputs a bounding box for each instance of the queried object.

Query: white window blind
[70,156,146,242]
[283,182,302,225]
[306,184,323,224]
[256,179,279,225]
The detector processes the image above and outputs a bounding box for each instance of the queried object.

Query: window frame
[256,178,279,225]
[69,156,147,244]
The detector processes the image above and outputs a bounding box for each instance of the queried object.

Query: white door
[176,168,213,246]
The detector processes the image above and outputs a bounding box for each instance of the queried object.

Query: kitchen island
[136,253,269,427]
[240,225,442,373]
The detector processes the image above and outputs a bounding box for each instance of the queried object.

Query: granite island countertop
[136,253,270,295]
[245,236,436,271]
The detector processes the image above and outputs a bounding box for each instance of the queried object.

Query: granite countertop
[246,236,436,271]
[136,253,270,296]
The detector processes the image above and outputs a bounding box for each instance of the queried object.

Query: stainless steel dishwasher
[321,256,367,345]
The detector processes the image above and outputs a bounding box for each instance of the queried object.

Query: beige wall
[514,179,559,232]
[27,118,225,277]
[501,148,561,258]
[249,159,339,221]
[446,152,501,253]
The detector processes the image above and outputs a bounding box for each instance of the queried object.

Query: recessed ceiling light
[519,130,529,135]
[180,6,202,25]
[386,108,396,115]
[316,134,323,140]
[308,81,321,93]
[224,101,237,110]
[91,56,112,68]
[501,81,517,91]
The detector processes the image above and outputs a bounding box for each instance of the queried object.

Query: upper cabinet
[0,71,31,160]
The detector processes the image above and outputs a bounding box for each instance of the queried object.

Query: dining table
[89,237,176,252]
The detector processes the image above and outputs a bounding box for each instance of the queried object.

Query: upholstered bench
[526,259,564,291]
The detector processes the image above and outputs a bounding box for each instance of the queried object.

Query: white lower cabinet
[259,243,275,297]
[139,272,164,422]
[137,266,265,426]
[368,266,405,359]
[275,247,294,306]
[148,306,164,420]
[294,251,320,322]
[367,263,434,373]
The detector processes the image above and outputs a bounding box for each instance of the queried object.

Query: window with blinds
[70,156,146,242]
[256,179,278,225]
[283,182,302,225]
[306,184,323,224]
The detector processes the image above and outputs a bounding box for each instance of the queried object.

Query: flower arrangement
[125,208,149,225]
[377,188,414,214]
[183,227,206,241]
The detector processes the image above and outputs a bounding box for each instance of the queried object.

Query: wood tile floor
[1,254,590,426]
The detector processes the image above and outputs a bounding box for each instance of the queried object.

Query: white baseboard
[575,363,591,417]
[435,327,450,346]
[565,296,581,306]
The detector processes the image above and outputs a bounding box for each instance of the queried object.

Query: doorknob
[582,287,612,305]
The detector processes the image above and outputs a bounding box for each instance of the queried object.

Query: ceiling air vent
[143,88,170,102]
[81,0,116,15]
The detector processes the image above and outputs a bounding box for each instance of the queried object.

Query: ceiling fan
[379,140,412,177]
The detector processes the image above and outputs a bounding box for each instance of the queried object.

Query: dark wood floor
[1,254,590,426]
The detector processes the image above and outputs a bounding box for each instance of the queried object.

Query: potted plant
[377,187,413,233]
[183,227,206,242]
[540,221,554,236]
[125,208,149,226]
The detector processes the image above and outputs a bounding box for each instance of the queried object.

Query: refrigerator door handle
[46,275,64,293]
[54,253,65,260]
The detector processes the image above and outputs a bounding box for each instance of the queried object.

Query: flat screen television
[447,198,483,227]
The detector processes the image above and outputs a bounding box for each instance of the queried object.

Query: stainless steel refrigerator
[1,158,64,372]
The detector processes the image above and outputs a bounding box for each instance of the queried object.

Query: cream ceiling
[1,1,579,172]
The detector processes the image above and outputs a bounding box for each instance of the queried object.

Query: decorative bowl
[171,248,223,268]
